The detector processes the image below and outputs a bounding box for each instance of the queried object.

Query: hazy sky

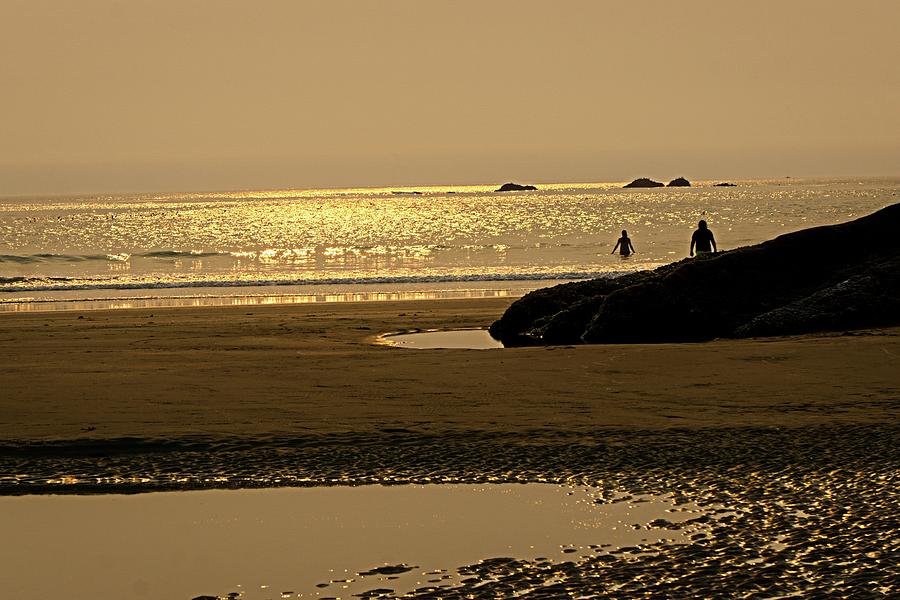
[2,1,899,195]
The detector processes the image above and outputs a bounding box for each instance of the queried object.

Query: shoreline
[0,277,605,313]
[0,285,532,313]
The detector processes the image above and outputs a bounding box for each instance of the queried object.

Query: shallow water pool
[0,484,716,599]
[379,328,504,349]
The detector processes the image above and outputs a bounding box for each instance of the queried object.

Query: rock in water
[624,178,665,188]
[491,203,900,345]
[715,182,737,187]
[667,177,691,187]
[496,182,537,192]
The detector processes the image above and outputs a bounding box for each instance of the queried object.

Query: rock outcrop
[667,177,691,187]
[490,203,900,345]
[496,182,537,192]
[624,178,665,188]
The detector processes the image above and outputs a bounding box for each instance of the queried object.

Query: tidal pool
[0,484,718,599]
[378,328,504,349]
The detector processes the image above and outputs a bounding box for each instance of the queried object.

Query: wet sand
[0,298,898,443]
[1,299,898,596]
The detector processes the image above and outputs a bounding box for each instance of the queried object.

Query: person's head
[698,220,707,229]
[621,230,628,237]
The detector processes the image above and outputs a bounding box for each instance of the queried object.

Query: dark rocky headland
[490,203,900,345]
[667,177,691,187]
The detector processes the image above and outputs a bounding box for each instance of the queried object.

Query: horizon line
[3,173,900,201]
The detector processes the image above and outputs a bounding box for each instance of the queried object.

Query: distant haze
[2,0,899,195]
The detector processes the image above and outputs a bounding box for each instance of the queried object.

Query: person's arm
[690,238,695,257]
[611,240,620,254]
[629,241,636,253]
[710,232,717,253]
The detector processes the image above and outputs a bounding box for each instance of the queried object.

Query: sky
[1,0,899,195]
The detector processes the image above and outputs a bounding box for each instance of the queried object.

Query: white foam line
[0,271,626,294]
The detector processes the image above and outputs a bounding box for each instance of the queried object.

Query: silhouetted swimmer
[611,230,636,257]
[690,220,717,257]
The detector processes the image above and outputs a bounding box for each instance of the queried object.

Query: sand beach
[1,298,898,443]
[1,297,899,598]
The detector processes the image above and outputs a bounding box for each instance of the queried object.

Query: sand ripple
[2,424,898,597]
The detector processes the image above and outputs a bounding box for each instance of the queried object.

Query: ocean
[1,177,896,311]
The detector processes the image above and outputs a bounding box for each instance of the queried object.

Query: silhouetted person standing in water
[611,230,636,257]
[690,220,717,257]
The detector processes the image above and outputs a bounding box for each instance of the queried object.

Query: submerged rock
[714,182,737,187]
[667,177,691,187]
[496,182,538,192]
[624,178,665,188]
[491,203,900,345]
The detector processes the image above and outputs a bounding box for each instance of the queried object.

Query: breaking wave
[0,271,616,295]
[0,250,233,264]
[0,253,132,264]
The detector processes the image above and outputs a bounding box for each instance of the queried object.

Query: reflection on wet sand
[0,287,525,313]
[0,485,717,600]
